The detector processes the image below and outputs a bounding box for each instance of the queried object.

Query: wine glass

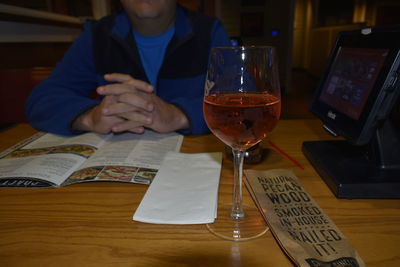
[203,46,281,241]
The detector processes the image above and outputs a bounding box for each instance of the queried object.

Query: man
[25,0,231,136]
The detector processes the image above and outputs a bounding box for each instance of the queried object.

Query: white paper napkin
[133,152,222,224]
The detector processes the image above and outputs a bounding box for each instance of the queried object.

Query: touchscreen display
[319,47,389,120]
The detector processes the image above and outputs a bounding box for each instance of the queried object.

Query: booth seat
[0,67,51,129]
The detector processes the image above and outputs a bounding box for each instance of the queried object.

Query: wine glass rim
[212,45,276,50]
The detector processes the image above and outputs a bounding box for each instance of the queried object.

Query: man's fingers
[97,83,154,98]
[104,73,132,83]
[97,83,134,95]
[117,93,154,112]
[111,118,149,133]
[113,125,145,134]
[99,91,153,113]
[103,73,154,93]
[101,95,118,106]
[118,110,153,125]
[102,101,153,116]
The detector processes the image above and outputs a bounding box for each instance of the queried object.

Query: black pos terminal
[302,27,400,199]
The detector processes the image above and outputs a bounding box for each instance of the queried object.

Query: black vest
[91,8,215,84]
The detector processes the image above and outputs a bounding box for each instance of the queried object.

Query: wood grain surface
[0,120,399,267]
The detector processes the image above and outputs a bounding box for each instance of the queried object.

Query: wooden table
[0,120,399,267]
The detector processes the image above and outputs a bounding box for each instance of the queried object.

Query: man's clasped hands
[73,73,189,135]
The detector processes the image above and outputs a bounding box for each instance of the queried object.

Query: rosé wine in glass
[204,92,280,151]
[203,46,281,241]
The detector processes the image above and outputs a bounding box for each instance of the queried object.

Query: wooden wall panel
[0,42,70,69]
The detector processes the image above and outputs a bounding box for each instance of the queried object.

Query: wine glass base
[206,203,269,241]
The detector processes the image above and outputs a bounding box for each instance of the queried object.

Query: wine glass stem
[231,149,245,219]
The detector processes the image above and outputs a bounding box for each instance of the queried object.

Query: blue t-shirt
[133,26,175,87]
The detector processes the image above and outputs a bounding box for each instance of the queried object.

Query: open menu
[0,131,183,188]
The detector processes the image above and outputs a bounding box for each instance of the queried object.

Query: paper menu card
[133,152,222,224]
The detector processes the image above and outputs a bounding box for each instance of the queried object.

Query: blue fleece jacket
[25,6,231,136]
